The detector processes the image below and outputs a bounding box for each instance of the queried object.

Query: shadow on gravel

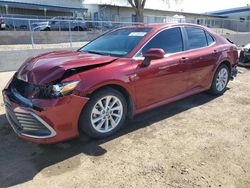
[0,92,220,187]
[0,114,7,126]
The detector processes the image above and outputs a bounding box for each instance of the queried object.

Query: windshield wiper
[85,50,110,56]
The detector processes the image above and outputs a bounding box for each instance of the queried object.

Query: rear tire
[79,88,127,138]
[209,64,230,95]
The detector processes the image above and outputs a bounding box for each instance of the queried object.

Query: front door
[133,27,189,109]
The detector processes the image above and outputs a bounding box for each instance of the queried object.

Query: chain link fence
[0,16,142,49]
[1,15,250,48]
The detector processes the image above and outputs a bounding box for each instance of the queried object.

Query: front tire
[209,64,230,95]
[79,88,127,138]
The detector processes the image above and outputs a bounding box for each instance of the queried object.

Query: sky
[179,0,250,13]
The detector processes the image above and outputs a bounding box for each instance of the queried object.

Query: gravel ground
[0,67,249,188]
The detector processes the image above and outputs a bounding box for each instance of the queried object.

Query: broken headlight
[51,80,80,97]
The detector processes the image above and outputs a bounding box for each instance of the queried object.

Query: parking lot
[0,66,249,188]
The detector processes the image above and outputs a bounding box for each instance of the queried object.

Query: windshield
[79,27,152,57]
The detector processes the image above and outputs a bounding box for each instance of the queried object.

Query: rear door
[181,26,219,90]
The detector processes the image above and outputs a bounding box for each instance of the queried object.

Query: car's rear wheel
[79,88,127,138]
[209,64,230,95]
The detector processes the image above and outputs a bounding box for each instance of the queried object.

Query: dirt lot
[0,68,249,188]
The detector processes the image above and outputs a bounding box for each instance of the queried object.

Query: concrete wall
[0,30,102,45]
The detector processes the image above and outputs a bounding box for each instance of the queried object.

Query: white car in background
[0,16,6,30]
[32,17,88,31]
[239,43,250,67]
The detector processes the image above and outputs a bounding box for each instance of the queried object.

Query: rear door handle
[180,57,189,63]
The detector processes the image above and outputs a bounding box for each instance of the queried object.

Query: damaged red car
[2,23,238,143]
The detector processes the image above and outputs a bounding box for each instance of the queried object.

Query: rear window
[205,32,215,45]
[185,27,207,50]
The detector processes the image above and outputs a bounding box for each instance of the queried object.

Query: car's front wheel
[209,64,230,95]
[79,88,127,138]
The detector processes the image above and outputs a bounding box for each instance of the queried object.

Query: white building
[209,6,250,21]
[82,0,223,24]
[208,6,250,32]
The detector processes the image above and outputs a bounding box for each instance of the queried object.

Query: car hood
[32,22,49,26]
[17,51,118,85]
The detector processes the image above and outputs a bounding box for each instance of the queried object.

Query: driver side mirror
[142,48,165,66]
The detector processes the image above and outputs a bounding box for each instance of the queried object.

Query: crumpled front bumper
[2,84,89,144]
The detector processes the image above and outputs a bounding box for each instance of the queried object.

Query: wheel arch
[214,59,232,77]
[86,84,135,119]
[208,59,232,89]
[209,59,231,86]
[219,60,231,74]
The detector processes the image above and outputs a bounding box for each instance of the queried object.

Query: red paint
[143,48,165,59]
[3,23,238,143]
[17,51,118,85]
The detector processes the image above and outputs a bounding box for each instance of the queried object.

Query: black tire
[73,26,83,31]
[209,64,230,95]
[43,27,50,31]
[79,88,127,138]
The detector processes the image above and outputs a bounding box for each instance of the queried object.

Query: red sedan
[2,23,238,143]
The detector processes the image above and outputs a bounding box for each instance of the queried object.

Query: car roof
[121,23,209,32]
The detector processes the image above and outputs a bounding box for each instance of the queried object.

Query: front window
[79,27,152,57]
[138,27,183,56]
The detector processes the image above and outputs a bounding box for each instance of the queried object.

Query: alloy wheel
[90,95,123,133]
[216,67,229,92]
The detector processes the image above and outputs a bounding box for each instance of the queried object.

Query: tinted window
[141,27,183,55]
[80,28,152,57]
[205,32,215,45]
[186,27,207,50]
